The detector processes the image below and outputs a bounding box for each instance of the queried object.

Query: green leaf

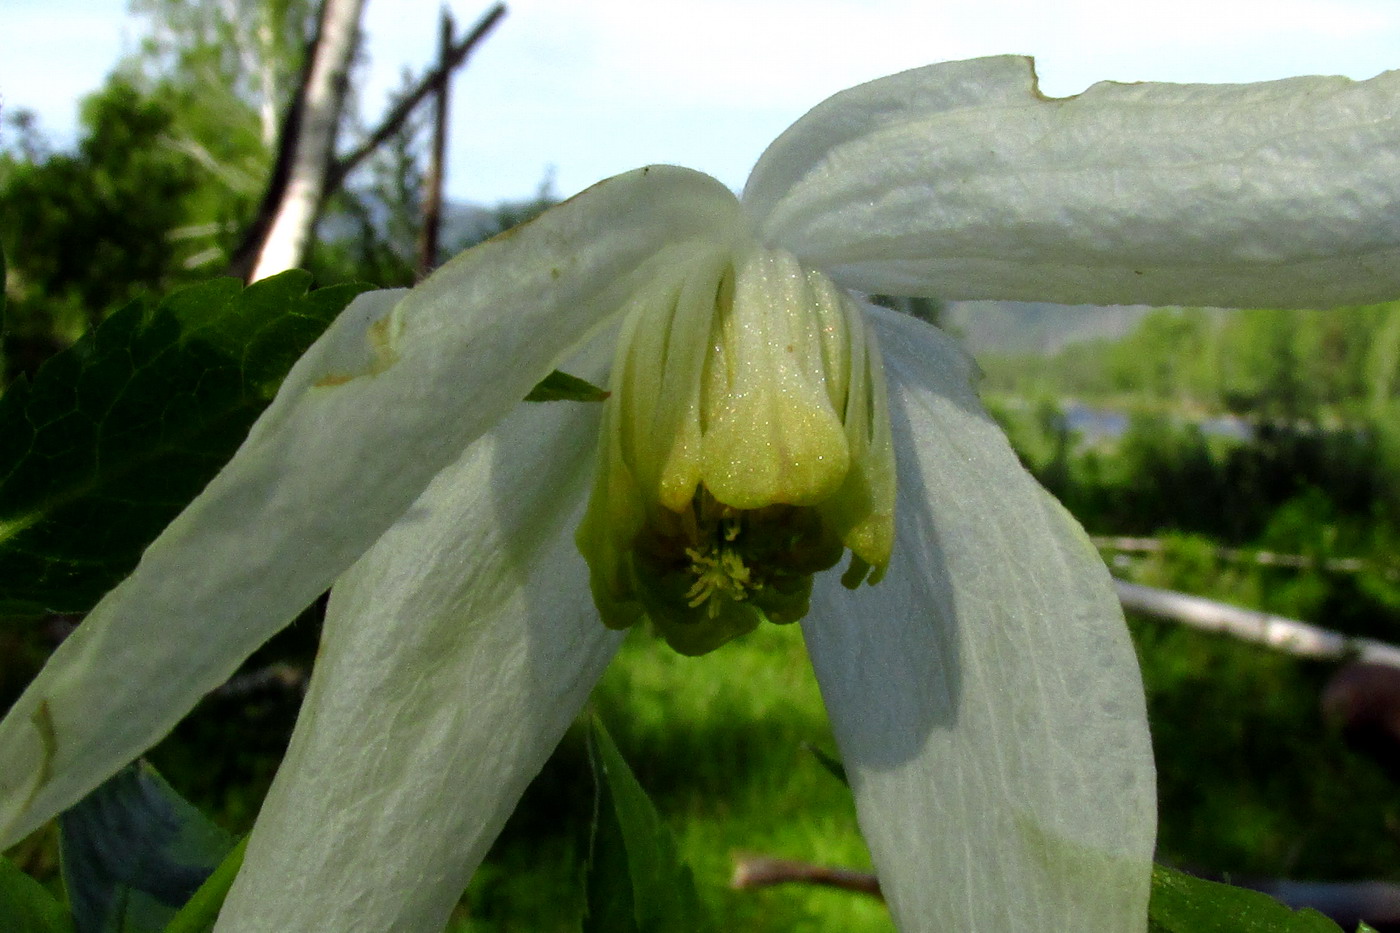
[1149,864,1345,932]
[0,855,72,933]
[584,718,707,933]
[161,835,246,933]
[802,742,849,787]
[525,369,609,403]
[584,761,637,933]
[59,761,235,933]
[0,272,369,617]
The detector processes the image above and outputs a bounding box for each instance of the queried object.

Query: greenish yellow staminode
[575,245,895,655]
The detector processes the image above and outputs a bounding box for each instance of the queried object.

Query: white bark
[256,18,280,148]
[249,0,364,281]
[1115,579,1400,668]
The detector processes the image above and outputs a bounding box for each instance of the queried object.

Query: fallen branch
[1114,579,1400,668]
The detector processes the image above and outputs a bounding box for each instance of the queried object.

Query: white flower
[2,56,1399,932]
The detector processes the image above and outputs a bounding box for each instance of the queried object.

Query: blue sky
[3,0,1399,204]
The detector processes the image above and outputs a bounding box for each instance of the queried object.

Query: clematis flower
[3,55,1399,932]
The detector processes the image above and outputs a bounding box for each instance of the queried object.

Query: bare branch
[1094,535,1388,577]
[730,856,882,899]
[158,132,263,194]
[416,7,454,278]
[328,2,505,191]
[227,2,327,279]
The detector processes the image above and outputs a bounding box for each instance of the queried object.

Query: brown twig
[730,855,883,899]
[416,7,454,279]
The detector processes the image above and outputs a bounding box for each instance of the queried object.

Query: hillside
[943,300,1155,354]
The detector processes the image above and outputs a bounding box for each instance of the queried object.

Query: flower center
[684,511,751,613]
[575,245,894,655]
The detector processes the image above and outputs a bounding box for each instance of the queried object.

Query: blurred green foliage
[455,625,888,932]
[4,3,1400,927]
[0,273,366,618]
[981,304,1400,923]
[1,82,210,378]
[979,304,1400,424]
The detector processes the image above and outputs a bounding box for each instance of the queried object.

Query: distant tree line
[979,304,1400,424]
[0,0,531,386]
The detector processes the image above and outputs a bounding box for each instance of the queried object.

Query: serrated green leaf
[0,855,72,933]
[525,369,609,403]
[59,761,235,933]
[0,272,369,617]
[584,718,707,933]
[161,835,246,933]
[1149,864,1345,933]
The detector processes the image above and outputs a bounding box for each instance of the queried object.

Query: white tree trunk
[250,0,364,281]
[1114,579,1400,667]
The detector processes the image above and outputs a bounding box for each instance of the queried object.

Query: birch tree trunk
[249,0,364,280]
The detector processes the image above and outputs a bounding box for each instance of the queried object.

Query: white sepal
[751,56,1400,309]
[802,306,1155,932]
[220,362,620,931]
[0,166,740,848]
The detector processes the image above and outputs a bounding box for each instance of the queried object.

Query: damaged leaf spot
[313,314,402,388]
[22,699,59,812]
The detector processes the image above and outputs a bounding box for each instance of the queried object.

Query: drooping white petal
[802,306,1155,932]
[0,166,741,848]
[748,55,1400,309]
[219,374,618,931]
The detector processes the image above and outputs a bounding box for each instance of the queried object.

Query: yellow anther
[683,543,753,615]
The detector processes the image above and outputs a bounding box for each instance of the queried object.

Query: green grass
[1133,614,1400,882]
[11,535,1400,931]
[456,555,1400,929]
[455,623,890,931]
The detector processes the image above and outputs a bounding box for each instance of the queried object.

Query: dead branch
[1114,578,1400,668]
[730,853,1400,930]
[1094,535,1386,577]
[416,8,454,278]
[730,855,882,899]
[327,2,505,193]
